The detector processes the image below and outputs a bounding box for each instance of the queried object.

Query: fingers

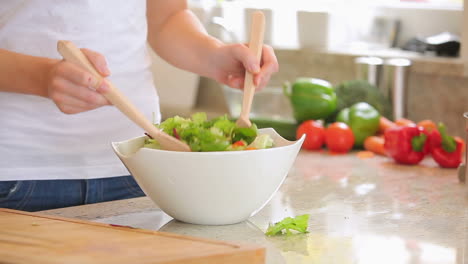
[54,61,100,89]
[81,48,111,77]
[229,44,278,90]
[231,44,261,74]
[226,74,244,89]
[49,77,110,113]
[53,93,107,114]
[48,47,112,114]
[254,45,279,90]
[48,62,111,114]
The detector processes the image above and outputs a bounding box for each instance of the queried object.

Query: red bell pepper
[429,123,464,168]
[384,125,429,165]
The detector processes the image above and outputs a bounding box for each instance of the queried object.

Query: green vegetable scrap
[144,112,274,152]
[283,78,337,123]
[336,102,380,147]
[265,214,310,236]
[332,79,393,120]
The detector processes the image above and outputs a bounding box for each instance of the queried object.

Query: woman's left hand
[208,43,279,90]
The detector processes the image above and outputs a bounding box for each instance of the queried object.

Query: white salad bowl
[112,128,304,225]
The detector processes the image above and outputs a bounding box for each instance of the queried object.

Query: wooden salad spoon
[236,11,265,128]
[57,40,191,152]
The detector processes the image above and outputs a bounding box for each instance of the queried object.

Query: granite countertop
[43,152,468,264]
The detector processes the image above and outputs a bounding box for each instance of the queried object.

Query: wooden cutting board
[0,208,265,264]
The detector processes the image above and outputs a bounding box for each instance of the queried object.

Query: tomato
[232,140,246,147]
[296,120,325,150]
[325,122,354,153]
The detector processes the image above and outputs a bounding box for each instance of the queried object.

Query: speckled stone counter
[43,152,468,264]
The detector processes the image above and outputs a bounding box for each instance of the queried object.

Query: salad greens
[249,134,274,149]
[265,214,310,236]
[144,112,274,152]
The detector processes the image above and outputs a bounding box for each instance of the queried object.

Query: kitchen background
[150,0,467,137]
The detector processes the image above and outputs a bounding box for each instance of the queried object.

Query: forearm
[145,0,278,90]
[147,8,222,78]
[0,49,55,97]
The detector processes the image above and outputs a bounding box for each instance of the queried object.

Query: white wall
[373,6,462,47]
[194,1,463,51]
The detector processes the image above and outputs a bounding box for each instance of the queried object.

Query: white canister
[297,10,330,50]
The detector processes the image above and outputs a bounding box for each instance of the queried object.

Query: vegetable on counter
[283,78,337,122]
[336,102,381,147]
[378,116,397,134]
[417,119,438,133]
[144,112,274,152]
[331,80,393,121]
[364,136,386,156]
[357,151,376,159]
[265,214,310,236]
[429,123,464,168]
[384,125,429,165]
[296,120,325,150]
[395,118,416,127]
[324,122,354,153]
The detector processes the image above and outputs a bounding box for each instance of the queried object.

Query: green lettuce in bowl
[144,112,273,152]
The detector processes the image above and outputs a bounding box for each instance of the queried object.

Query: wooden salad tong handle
[236,11,265,128]
[57,40,191,152]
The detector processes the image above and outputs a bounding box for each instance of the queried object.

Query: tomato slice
[232,140,246,147]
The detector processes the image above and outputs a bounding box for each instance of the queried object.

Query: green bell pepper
[336,102,380,147]
[283,78,337,123]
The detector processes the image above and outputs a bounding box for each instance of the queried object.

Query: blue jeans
[0,175,145,212]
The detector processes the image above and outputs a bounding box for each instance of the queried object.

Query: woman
[0,0,278,211]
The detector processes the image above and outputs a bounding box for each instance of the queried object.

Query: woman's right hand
[46,48,111,114]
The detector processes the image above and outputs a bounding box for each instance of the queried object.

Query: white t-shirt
[0,0,161,180]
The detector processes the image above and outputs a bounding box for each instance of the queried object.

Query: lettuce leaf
[232,124,258,144]
[146,113,261,152]
[265,214,310,236]
[143,138,161,150]
[248,134,274,149]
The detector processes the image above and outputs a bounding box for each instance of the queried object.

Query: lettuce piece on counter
[144,112,262,152]
[265,214,310,236]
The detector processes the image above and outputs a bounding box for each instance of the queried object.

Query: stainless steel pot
[457,112,468,183]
